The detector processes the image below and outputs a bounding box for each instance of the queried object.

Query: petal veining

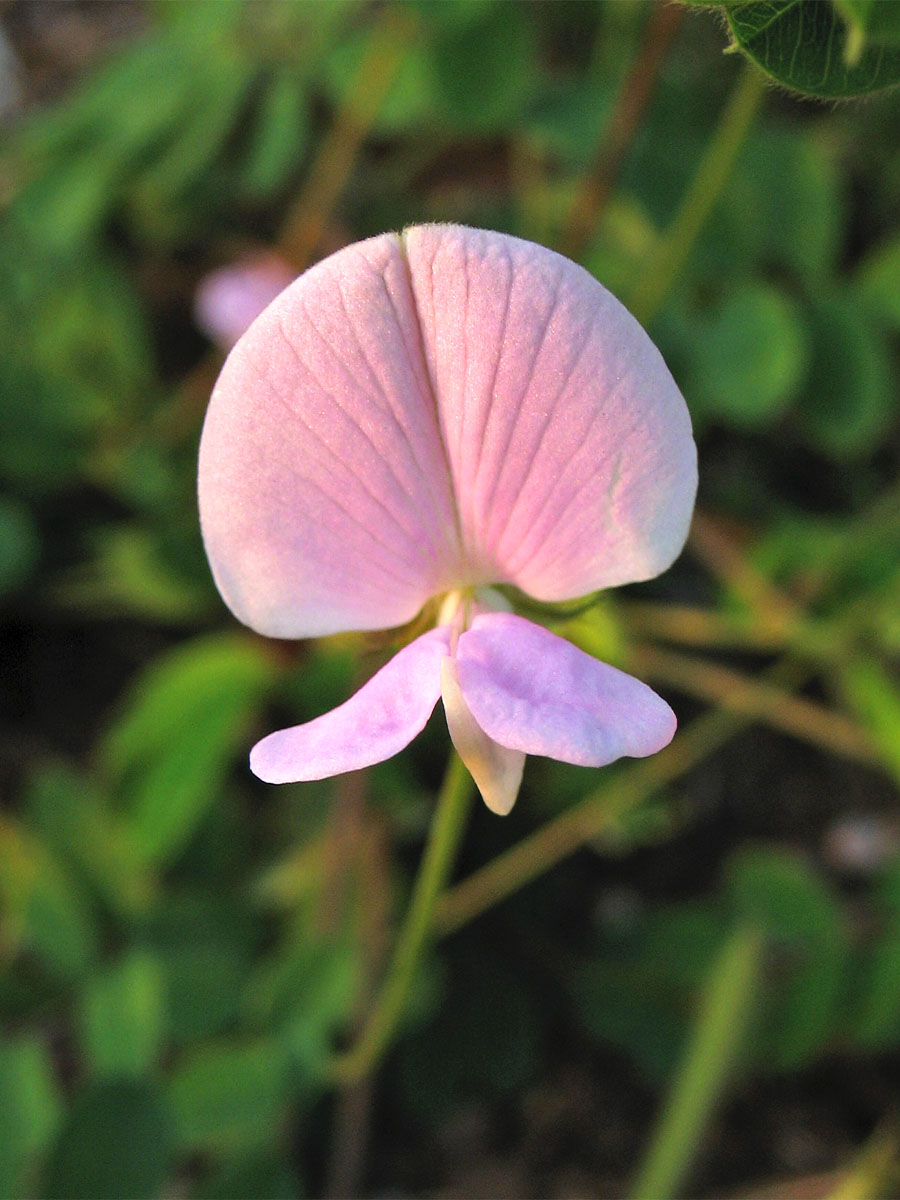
[198,232,462,639]
[250,627,452,783]
[402,224,698,600]
[456,613,676,767]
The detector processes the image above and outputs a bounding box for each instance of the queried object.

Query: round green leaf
[689,283,808,427]
[726,1,900,98]
[798,294,892,459]
[167,1040,288,1153]
[78,952,165,1079]
[43,1080,173,1200]
[0,1038,60,1200]
[856,232,900,329]
[707,129,841,280]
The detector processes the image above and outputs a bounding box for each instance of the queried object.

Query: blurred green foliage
[1,0,899,1195]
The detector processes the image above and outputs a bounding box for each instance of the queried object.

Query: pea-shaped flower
[198,224,697,815]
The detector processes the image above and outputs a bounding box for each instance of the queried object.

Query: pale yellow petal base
[440,656,525,816]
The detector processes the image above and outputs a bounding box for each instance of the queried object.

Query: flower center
[437,586,512,654]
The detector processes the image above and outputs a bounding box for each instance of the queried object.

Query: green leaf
[137,59,255,200]
[847,916,900,1048]
[838,657,900,787]
[0,817,97,981]
[321,31,436,134]
[0,240,154,495]
[0,1037,60,1200]
[167,1040,289,1153]
[26,764,153,918]
[430,4,538,132]
[797,294,892,459]
[244,927,360,1080]
[0,496,39,596]
[11,153,125,250]
[43,1079,173,1200]
[141,890,259,1044]
[240,69,309,199]
[856,232,900,329]
[709,129,841,280]
[629,925,764,1200]
[572,902,730,1082]
[688,282,808,427]
[194,1150,303,1200]
[726,1,900,98]
[78,953,165,1079]
[725,847,846,1068]
[102,634,277,865]
[52,526,211,624]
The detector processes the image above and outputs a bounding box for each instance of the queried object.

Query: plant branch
[278,5,415,270]
[328,750,475,1084]
[631,643,878,766]
[628,64,766,325]
[434,655,811,937]
[628,924,764,1200]
[559,0,684,261]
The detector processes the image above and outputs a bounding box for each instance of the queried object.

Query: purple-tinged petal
[194,254,296,350]
[250,627,451,783]
[456,613,675,767]
[198,233,462,639]
[441,656,525,816]
[403,224,697,600]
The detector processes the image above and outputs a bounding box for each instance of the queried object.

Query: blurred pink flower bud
[198,225,697,814]
[194,253,296,350]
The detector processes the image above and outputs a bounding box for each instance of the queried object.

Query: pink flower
[194,253,296,350]
[198,225,697,815]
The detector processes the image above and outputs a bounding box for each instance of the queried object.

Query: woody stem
[327,748,475,1084]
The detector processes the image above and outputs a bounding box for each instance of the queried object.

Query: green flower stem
[628,66,766,327]
[328,750,475,1085]
[435,654,813,936]
[628,924,765,1200]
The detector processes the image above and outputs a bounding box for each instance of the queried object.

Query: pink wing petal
[456,613,676,767]
[403,224,697,600]
[198,233,462,639]
[250,627,451,783]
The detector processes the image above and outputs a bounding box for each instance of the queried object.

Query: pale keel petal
[251,627,451,783]
[457,613,676,768]
[441,655,525,816]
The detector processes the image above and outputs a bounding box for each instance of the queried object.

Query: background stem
[628,65,766,326]
[328,750,475,1084]
[628,925,765,1200]
[559,0,684,261]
